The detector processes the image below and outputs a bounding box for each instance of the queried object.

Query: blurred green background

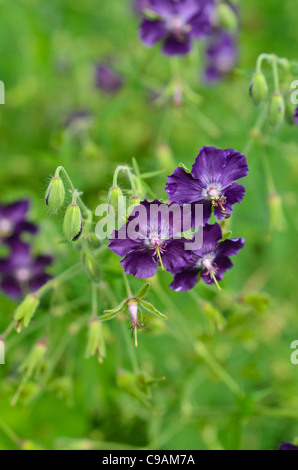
[0,0,298,450]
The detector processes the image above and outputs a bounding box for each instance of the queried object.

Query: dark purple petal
[169,269,199,292]
[278,442,298,451]
[191,146,227,186]
[15,221,39,236]
[213,182,245,220]
[162,238,193,274]
[0,200,30,223]
[109,225,145,257]
[187,10,213,39]
[204,31,238,84]
[294,108,298,125]
[166,167,204,204]
[193,223,222,256]
[215,237,245,257]
[162,33,192,55]
[150,0,174,18]
[0,277,22,299]
[211,254,233,281]
[220,149,249,188]
[121,249,158,278]
[139,18,167,46]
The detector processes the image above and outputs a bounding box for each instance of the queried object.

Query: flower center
[206,184,229,218]
[0,218,13,237]
[15,267,31,283]
[199,254,217,277]
[169,15,184,35]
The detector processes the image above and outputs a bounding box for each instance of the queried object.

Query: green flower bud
[217,3,238,32]
[107,185,126,222]
[19,340,47,378]
[249,73,268,106]
[45,176,65,212]
[127,195,141,216]
[81,251,101,283]
[268,93,285,128]
[63,202,82,242]
[86,318,106,363]
[14,294,40,333]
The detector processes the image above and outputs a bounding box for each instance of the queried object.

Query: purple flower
[109,200,192,279]
[170,223,244,291]
[294,107,298,125]
[166,146,248,223]
[133,0,153,15]
[204,30,238,83]
[0,200,38,244]
[0,239,52,299]
[95,63,124,93]
[278,442,298,451]
[139,0,215,56]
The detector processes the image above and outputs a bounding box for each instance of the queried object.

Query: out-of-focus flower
[0,200,38,244]
[64,111,92,131]
[133,0,153,15]
[0,239,52,299]
[278,442,298,451]
[204,30,238,83]
[170,223,244,291]
[139,0,215,56]
[166,146,248,223]
[109,200,192,279]
[293,107,298,124]
[95,63,124,93]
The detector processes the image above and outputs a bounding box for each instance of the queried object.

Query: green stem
[0,420,21,446]
[243,105,267,156]
[122,270,132,298]
[55,166,91,217]
[91,283,98,319]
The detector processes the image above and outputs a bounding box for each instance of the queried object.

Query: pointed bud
[217,3,238,32]
[268,93,285,128]
[81,251,101,283]
[45,176,65,212]
[63,202,82,242]
[249,73,268,106]
[107,186,126,223]
[19,340,47,378]
[14,294,40,333]
[127,195,141,216]
[86,318,106,363]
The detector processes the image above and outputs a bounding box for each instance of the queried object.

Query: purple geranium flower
[139,0,215,56]
[95,63,124,93]
[109,200,192,279]
[170,223,244,291]
[0,239,52,299]
[278,442,298,451]
[0,200,38,244]
[294,107,298,125]
[166,146,248,224]
[204,30,238,83]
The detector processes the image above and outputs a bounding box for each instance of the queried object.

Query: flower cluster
[109,146,248,292]
[0,200,52,299]
[203,1,239,83]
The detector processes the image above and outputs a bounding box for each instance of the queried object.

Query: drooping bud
[45,176,65,212]
[85,318,106,363]
[107,185,126,223]
[81,250,101,283]
[217,3,238,32]
[127,195,141,216]
[14,294,40,333]
[268,93,285,128]
[249,73,268,106]
[19,340,47,378]
[63,202,82,242]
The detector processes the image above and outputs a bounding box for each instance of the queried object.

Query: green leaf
[100,299,127,321]
[140,170,165,179]
[179,162,191,173]
[220,231,232,241]
[135,282,151,299]
[138,299,167,320]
